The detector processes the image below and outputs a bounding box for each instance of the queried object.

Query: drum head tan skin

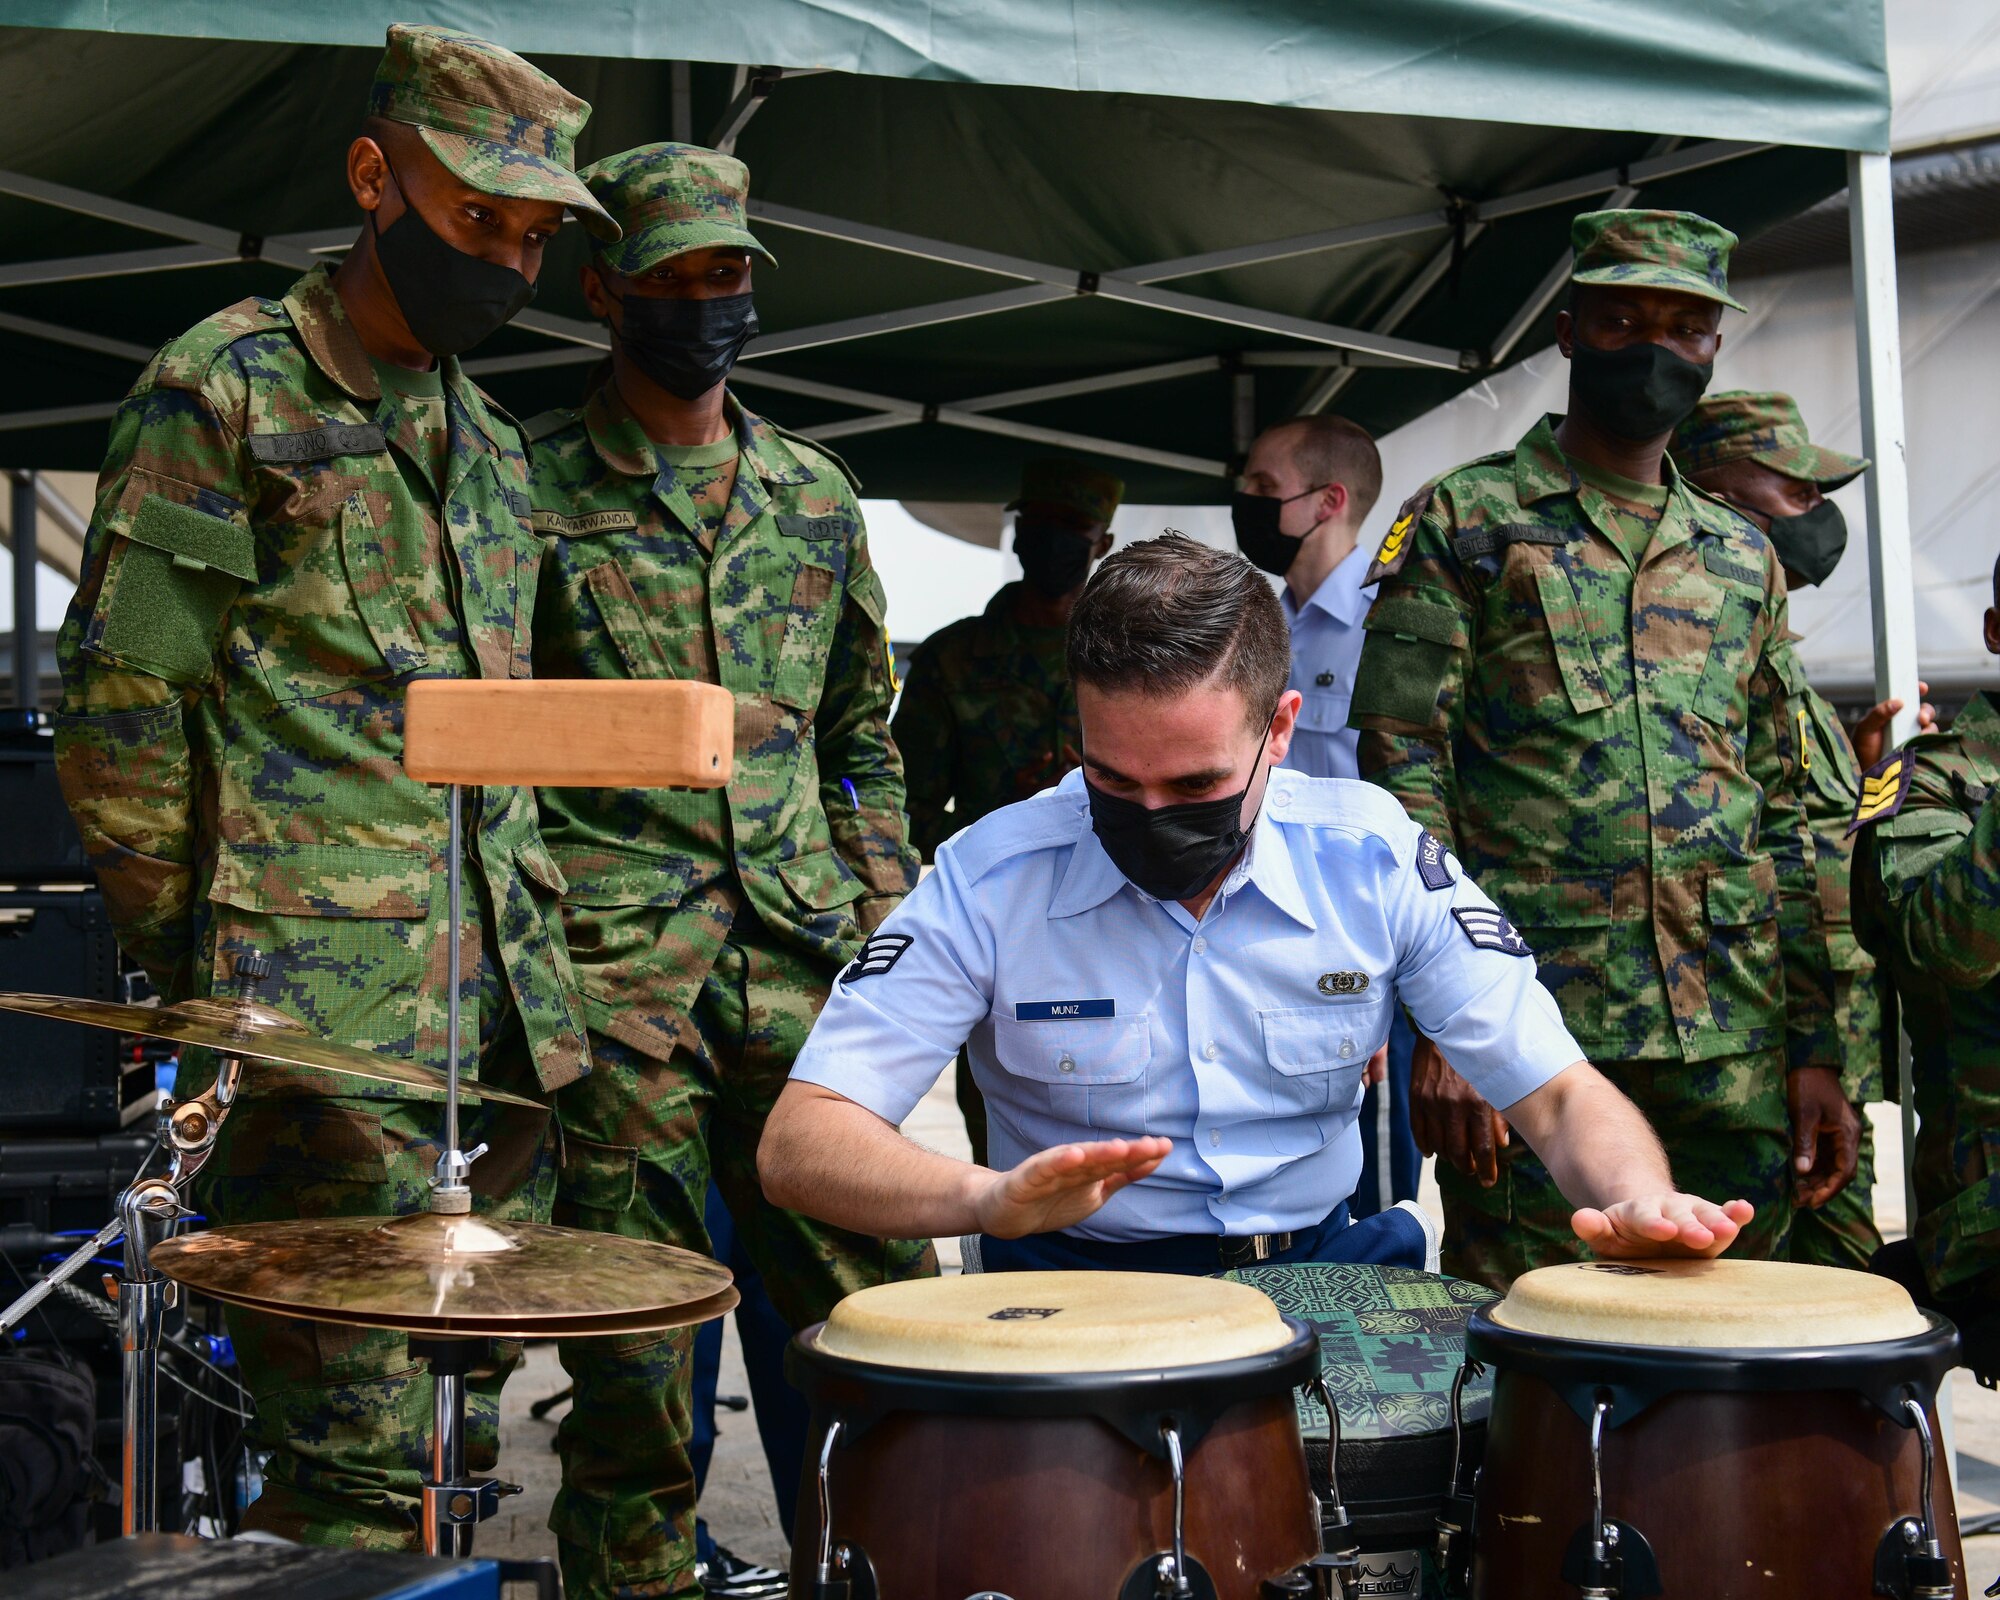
[1492,1258,1928,1348]
[817,1270,1294,1373]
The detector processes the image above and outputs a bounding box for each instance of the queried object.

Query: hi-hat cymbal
[151,1212,738,1337]
[0,993,540,1110]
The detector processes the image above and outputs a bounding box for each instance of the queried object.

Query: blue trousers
[688,1184,810,1559]
[1351,1009,1422,1219]
[980,1198,1427,1275]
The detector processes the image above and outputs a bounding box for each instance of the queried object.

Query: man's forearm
[759,1083,987,1240]
[1507,1062,1675,1211]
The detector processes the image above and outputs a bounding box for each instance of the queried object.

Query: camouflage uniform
[526,144,933,1600]
[1673,392,1883,1270]
[51,26,612,1545]
[891,459,1122,1162]
[1349,213,1837,1290]
[1853,699,2000,1302]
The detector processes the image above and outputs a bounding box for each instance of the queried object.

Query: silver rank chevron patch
[841,934,912,982]
[1451,907,1531,957]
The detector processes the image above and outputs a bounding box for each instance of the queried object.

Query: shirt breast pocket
[1295,686,1353,736]
[1259,1003,1378,1118]
[992,1013,1152,1134]
[1476,547,1611,737]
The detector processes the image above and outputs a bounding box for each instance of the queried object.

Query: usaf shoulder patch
[1452,907,1532,957]
[1848,750,1915,834]
[842,933,913,982]
[1363,484,1434,585]
[1415,830,1453,891]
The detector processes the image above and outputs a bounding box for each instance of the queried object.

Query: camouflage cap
[1004,458,1125,527]
[582,143,775,277]
[1671,391,1869,489]
[368,24,618,240]
[1570,208,1744,312]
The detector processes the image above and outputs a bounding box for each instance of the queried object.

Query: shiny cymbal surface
[0,993,540,1109]
[151,1211,738,1336]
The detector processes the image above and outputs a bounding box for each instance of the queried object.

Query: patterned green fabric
[1004,457,1125,526]
[583,142,775,276]
[367,23,616,237]
[891,582,1078,859]
[1352,414,1833,1075]
[1855,691,2000,1299]
[528,382,915,1066]
[1569,207,1744,310]
[551,937,937,1600]
[1671,391,1869,489]
[1223,1262,1496,1439]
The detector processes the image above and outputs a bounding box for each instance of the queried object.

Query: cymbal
[0,993,541,1110]
[151,1211,738,1337]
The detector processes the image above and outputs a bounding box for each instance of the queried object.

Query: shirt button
[1339,1038,1355,1059]
[1191,936,1207,955]
[1209,1129,1220,1148]
[1203,1042,1220,1061]
[1273,789,1293,809]
[1058,1055,1076,1073]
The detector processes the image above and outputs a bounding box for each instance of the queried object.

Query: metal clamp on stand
[1875,1395,1954,1600]
[409,1334,521,1557]
[1434,1360,1482,1594]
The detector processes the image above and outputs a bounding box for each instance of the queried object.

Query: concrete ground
[486,1092,2000,1588]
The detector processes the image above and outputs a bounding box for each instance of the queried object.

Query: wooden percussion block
[403,680,734,789]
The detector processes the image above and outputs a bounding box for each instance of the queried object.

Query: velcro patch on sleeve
[1363,485,1434,585]
[1848,751,1915,834]
[532,508,639,537]
[1416,830,1453,891]
[841,933,912,982]
[244,422,387,464]
[1452,907,1532,957]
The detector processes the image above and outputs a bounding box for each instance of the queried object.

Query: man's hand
[1409,1035,1509,1186]
[1787,1066,1861,1209]
[1572,1194,1755,1259]
[1364,1043,1389,1088]
[972,1137,1173,1239]
[1851,682,1936,771]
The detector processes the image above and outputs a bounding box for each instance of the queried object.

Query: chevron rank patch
[1416,830,1453,891]
[1452,907,1531,957]
[841,933,913,982]
[1363,485,1433,585]
[1848,751,1914,834]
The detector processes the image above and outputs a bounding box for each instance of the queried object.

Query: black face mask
[1568,339,1713,441]
[370,165,536,357]
[610,287,760,401]
[1084,719,1273,902]
[1013,517,1097,599]
[1231,484,1331,576]
[1765,498,1848,588]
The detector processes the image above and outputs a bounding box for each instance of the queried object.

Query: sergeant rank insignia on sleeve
[1363,484,1433,585]
[842,933,913,982]
[1847,751,1914,834]
[1452,907,1531,957]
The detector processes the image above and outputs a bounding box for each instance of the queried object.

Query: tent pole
[1847,146,1922,1233]
[671,62,692,144]
[11,472,38,711]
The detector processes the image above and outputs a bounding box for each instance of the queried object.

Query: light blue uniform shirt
[1279,540,1373,780]
[791,769,1582,1242]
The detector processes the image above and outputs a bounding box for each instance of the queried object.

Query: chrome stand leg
[113,1177,182,1536]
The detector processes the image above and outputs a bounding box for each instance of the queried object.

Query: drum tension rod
[812,1420,860,1600]
[1434,1359,1484,1592]
[1874,1393,1955,1600]
[1302,1376,1361,1598]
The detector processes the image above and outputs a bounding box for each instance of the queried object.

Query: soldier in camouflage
[1674,391,1934,1271]
[1350,211,1850,1289]
[1854,562,2000,1343]
[890,458,1122,1161]
[52,26,608,1545]
[525,143,934,1600]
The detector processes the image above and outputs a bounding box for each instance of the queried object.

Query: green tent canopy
[0,2,1890,499]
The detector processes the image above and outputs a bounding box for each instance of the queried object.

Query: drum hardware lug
[1300,1374,1361,1597]
[1260,1570,1315,1598]
[1558,1393,1662,1600]
[1435,1360,1485,1593]
[1874,1396,1955,1600]
[811,1420,879,1599]
[1158,1420,1198,1598]
[1116,1555,1217,1600]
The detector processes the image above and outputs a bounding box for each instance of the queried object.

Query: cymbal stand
[0,950,270,1535]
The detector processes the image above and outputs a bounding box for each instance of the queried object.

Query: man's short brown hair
[1067,533,1290,728]
[1269,414,1383,524]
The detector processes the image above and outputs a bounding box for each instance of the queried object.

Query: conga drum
[1466,1259,1963,1599]
[1225,1262,1499,1598]
[786,1271,1325,1599]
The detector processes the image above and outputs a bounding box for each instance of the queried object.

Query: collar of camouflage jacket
[1952,691,2000,778]
[1514,411,1712,563]
[582,381,819,491]
[281,264,508,453]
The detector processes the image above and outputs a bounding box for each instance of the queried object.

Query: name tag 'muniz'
[1015,999,1115,1021]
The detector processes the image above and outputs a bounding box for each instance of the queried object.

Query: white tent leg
[1848,147,1923,1232]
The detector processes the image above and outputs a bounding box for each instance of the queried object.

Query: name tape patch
[841,933,912,982]
[531,508,639,538]
[1416,830,1453,891]
[1452,907,1532,957]
[776,512,847,542]
[245,422,387,464]
[1015,999,1115,1021]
